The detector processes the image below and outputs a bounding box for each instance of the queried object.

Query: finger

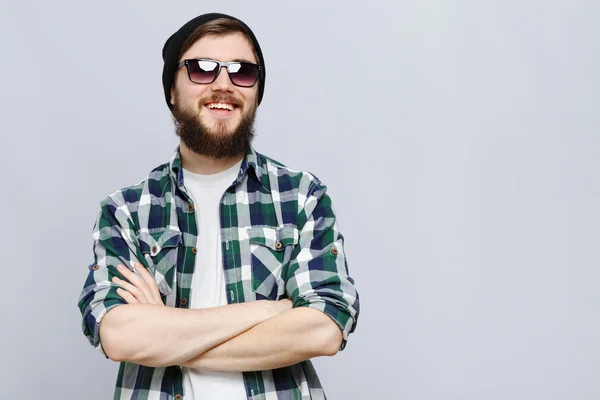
[116,264,155,303]
[132,263,162,305]
[116,288,139,304]
[134,263,163,304]
[112,276,150,304]
[116,264,145,286]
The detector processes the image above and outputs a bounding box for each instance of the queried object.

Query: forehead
[180,33,257,64]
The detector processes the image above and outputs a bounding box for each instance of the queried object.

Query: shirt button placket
[183,201,195,317]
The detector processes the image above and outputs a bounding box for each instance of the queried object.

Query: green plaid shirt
[77,146,360,400]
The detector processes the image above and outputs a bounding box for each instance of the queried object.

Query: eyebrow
[231,58,255,64]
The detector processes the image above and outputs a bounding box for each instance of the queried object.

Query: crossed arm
[99,262,342,371]
[83,183,358,372]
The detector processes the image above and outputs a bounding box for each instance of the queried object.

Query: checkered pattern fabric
[77,146,359,400]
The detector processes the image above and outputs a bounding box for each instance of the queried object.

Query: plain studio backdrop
[1,0,599,399]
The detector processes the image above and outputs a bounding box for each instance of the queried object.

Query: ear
[170,87,176,106]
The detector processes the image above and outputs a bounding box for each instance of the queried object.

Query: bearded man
[78,13,360,400]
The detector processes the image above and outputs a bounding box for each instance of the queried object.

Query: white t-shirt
[182,160,247,400]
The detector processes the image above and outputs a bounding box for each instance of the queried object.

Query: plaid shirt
[77,146,360,400]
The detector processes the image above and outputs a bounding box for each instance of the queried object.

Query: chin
[208,120,240,135]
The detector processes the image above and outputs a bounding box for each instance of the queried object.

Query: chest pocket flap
[247,226,299,300]
[247,226,299,250]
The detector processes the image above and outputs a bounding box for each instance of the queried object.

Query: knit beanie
[161,13,266,110]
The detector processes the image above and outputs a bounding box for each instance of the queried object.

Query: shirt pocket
[247,226,299,300]
[137,228,181,298]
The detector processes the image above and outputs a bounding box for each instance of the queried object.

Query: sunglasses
[176,58,261,87]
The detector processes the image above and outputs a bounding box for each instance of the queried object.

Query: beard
[172,95,257,159]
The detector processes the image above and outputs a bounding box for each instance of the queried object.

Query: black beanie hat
[161,13,266,110]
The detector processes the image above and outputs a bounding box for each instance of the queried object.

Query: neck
[179,142,244,175]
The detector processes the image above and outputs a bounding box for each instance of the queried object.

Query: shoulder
[255,151,327,198]
[100,161,172,210]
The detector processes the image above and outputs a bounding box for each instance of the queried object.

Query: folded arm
[79,179,359,371]
[99,298,288,367]
[182,306,342,371]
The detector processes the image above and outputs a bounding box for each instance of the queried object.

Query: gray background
[1,0,598,399]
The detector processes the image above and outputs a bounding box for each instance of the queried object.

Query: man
[78,12,359,400]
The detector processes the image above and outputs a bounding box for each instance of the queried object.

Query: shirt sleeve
[77,195,143,357]
[285,179,360,351]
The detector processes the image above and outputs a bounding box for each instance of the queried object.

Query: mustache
[201,95,241,107]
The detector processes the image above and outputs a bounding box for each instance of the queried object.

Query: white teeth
[208,103,234,111]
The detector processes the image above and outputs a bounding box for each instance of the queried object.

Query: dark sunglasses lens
[188,60,218,83]
[228,63,259,87]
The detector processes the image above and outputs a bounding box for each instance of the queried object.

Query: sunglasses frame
[176,58,261,87]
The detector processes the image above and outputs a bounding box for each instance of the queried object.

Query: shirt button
[331,248,339,255]
[187,203,194,212]
[175,395,182,400]
[152,245,158,254]
[180,298,188,307]
[92,265,100,271]
[192,247,198,255]
[275,241,283,249]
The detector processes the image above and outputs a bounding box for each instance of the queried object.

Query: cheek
[176,88,205,111]
[173,74,205,105]
[239,88,258,108]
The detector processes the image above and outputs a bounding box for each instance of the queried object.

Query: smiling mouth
[208,102,234,111]
[204,101,240,116]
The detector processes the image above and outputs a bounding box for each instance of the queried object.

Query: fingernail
[117,264,124,270]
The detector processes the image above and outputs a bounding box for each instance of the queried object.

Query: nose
[210,66,234,93]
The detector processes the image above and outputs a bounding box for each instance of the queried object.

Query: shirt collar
[168,146,270,192]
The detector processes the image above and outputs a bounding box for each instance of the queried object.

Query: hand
[112,262,164,306]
